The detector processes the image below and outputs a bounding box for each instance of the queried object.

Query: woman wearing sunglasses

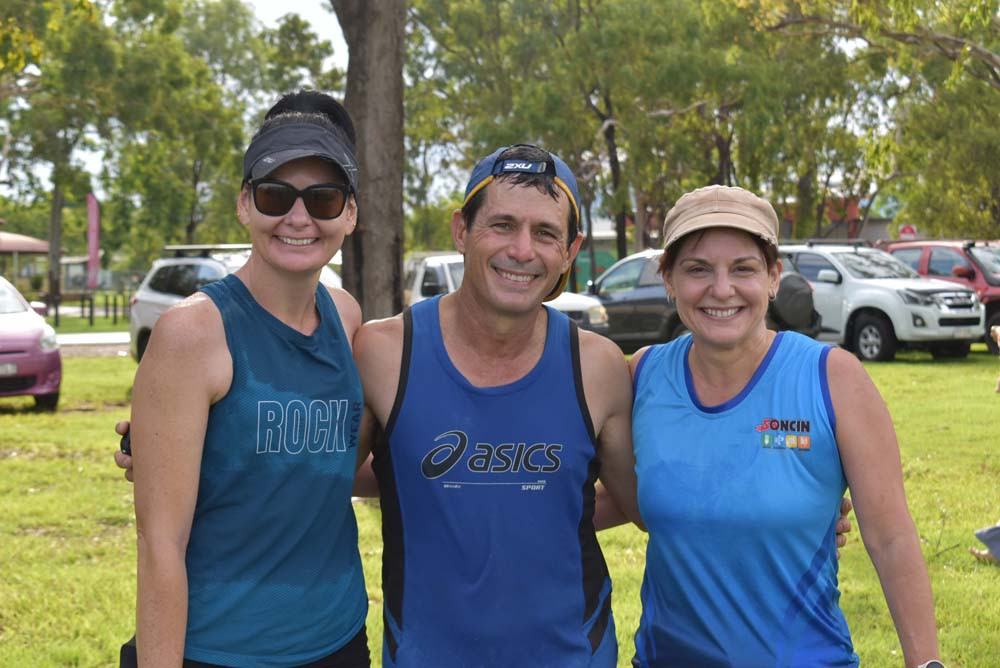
[123,90,370,668]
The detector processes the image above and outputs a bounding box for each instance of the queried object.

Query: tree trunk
[600,109,628,260]
[331,0,405,320]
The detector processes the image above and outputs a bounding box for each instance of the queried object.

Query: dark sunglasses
[251,179,350,220]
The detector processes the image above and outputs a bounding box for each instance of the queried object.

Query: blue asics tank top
[372,296,616,668]
[182,274,367,667]
[632,332,857,668]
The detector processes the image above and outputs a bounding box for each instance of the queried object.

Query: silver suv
[780,242,983,361]
[129,245,341,361]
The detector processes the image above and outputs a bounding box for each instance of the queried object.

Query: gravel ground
[60,344,132,358]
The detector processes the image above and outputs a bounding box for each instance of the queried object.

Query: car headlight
[39,324,59,351]
[588,304,609,326]
[897,289,935,306]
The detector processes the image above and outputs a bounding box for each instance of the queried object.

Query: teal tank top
[632,332,856,667]
[182,274,366,667]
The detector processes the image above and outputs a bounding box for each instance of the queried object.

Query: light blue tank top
[373,296,616,667]
[632,332,856,667]
[182,274,366,667]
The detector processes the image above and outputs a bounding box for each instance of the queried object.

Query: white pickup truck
[780,242,984,361]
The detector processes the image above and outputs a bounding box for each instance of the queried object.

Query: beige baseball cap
[662,185,779,254]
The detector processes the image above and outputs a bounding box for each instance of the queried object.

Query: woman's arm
[827,348,940,667]
[132,297,231,667]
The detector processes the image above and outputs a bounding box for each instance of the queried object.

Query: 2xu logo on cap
[421,429,562,479]
[500,160,546,174]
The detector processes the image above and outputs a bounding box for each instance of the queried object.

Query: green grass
[1,348,998,666]
[46,315,130,335]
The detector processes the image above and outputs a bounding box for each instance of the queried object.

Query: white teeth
[497,269,533,283]
[277,236,316,246]
[704,307,740,318]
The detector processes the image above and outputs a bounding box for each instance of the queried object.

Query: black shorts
[119,624,370,668]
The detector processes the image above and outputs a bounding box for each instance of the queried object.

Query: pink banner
[86,193,100,290]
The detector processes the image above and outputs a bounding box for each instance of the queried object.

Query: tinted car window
[790,252,836,281]
[599,258,644,295]
[890,247,922,271]
[928,247,970,276]
[147,266,180,295]
[172,264,225,296]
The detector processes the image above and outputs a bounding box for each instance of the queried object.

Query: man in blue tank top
[353,145,643,667]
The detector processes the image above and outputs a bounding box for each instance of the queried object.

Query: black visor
[242,122,359,192]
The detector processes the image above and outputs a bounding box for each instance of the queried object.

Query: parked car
[780,242,983,361]
[586,249,822,353]
[404,252,610,335]
[129,245,341,361]
[0,276,61,410]
[883,239,1000,354]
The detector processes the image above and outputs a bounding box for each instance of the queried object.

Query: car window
[0,283,28,314]
[598,258,644,295]
[174,264,225,296]
[890,247,922,271]
[638,257,663,287]
[927,247,970,276]
[833,250,919,279]
[789,252,836,281]
[147,266,179,295]
[970,246,1000,277]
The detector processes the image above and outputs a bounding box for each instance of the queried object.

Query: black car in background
[587,249,820,353]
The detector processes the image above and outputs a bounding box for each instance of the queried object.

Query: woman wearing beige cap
[629,185,943,667]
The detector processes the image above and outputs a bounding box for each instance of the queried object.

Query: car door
[926,247,975,290]
[594,257,644,343]
[788,251,845,341]
[631,255,675,342]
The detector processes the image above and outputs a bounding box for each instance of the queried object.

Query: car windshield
[833,250,919,279]
[970,246,1000,278]
[0,283,29,314]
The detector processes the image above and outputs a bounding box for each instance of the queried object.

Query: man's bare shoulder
[577,330,631,416]
[355,313,405,357]
[578,330,628,372]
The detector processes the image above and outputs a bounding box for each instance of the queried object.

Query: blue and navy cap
[463,144,581,229]
[462,144,581,299]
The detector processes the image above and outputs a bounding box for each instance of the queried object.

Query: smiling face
[237,156,356,277]
[452,180,581,317]
[664,228,780,351]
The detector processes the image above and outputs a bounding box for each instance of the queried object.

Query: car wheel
[852,313,896,362]
[34,393,59,412]
[930,342,971,359]
[987,312,1000,356]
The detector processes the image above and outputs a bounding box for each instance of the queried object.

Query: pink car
[0,276,61,410]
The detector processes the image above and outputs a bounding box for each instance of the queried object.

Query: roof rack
[803,238,873,248]
[163,244,251,257]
